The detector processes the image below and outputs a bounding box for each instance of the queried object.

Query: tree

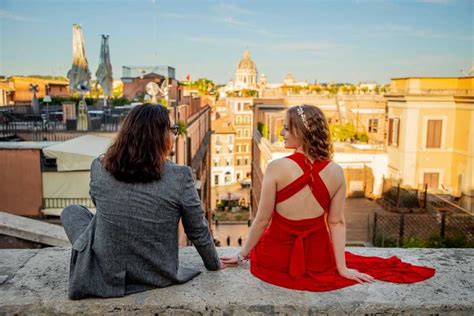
[330,123,356,142]
[112,82,123,98]
[183,78,216,96]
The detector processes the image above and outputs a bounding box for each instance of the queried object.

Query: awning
[43,135,112,171]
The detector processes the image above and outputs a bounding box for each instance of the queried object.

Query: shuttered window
[388,118,400,146]
[426,120,442,148]
[423,172,439,189]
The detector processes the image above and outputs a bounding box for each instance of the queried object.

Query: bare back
[274,156,343,220]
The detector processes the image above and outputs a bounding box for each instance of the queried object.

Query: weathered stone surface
[0,247,473,315]
[0,212,69,247]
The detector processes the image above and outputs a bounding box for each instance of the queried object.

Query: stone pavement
[343,198,388,245]
[0,247,473,315]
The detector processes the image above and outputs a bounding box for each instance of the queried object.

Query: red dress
[250,152,435,291]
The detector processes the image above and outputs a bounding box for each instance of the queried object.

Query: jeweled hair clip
[296,106,310,131]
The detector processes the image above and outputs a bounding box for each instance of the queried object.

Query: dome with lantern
[234,50,258,90]
[237,51,257,71]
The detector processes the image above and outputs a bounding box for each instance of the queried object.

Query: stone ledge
[0,247,473,315]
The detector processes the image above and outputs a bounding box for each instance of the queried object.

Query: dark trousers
[60,205,93,244]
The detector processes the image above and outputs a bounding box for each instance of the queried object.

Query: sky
[0,0,472,84]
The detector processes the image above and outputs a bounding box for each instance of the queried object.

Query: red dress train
[250,152,435,291]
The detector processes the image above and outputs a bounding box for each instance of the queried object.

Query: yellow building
[386,77,474,199]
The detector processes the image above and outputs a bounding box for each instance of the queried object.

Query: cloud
[211,3,255,16]
[187,35,340,53]
[415,0,452,4]
[0,10,39,22]
[359,23,473,41]
[160,12,199,19]
[267,42,339,52]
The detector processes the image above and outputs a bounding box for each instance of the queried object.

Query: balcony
[0,105,131,141]
[0,246,472,314]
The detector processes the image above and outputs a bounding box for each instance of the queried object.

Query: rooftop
[0,247,473,314]
[212,118,235,134]
[389,77,474,96]
[0,141,60,150]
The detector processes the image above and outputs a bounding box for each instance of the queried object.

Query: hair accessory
[296,106,310,131]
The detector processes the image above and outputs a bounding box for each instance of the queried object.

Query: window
[237,129,242,138]
[423,172,439,189]
[225,172,231,184]
[426,120,442,148]
[226,159,231,166]
[216,147,220,154]
[237,103,242,111]
[244,144,249,152]
[214,175,219,185]
[237,158,241,166]
[228,135,232,143]
[236,145,241,152]
[368,119,379,133]
[244,129,250,138]
[213,159,219,167]
[244,157,249,165]
[244,116,250,124]
[236,116,242,124]
[228,146,233,153]
[388,118,400,146]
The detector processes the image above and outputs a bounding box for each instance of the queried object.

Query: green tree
[184,78,216,96]
[330,123,356,141]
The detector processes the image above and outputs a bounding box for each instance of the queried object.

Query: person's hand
[219,254,239,268]
[338,268,375,284]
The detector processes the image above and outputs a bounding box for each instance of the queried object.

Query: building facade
[211,118,235,186]
[386,77,474,201]
[4,77,69,105]
[121,66,179,103]
[227,97,253,181]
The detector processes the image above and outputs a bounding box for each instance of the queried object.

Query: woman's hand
[338,267,375,284]
[220,255,239,268]
[220,256,239,270]
[220,253,246,268]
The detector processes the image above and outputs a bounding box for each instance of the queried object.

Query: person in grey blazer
[61,104,222,300]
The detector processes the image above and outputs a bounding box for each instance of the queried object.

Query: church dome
[237,51,256,71]
[283,72,295,84]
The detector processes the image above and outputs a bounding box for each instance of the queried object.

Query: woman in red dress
[221,105,435,291]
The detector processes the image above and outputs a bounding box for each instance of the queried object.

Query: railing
[380,177,426,210]
[428,193,472,215]
[0,105,132,140]
[43,198,95,209]
[373,212,473,247]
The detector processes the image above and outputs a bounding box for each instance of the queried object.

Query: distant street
[211,183,251,211]
[210,194,387,247]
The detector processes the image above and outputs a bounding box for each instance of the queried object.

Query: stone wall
[0,247,473,315]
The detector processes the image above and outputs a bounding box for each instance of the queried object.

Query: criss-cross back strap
[275,152,331,213]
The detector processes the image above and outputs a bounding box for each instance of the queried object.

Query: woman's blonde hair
[287,105,334,161]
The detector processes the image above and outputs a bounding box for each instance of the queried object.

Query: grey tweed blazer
[68,158,220,299]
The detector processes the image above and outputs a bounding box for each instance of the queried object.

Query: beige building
[211,117,236,186]
[386,77,474,202]
[227,97,253,181]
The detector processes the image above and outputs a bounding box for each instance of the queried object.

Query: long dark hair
[102,104,173,183]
